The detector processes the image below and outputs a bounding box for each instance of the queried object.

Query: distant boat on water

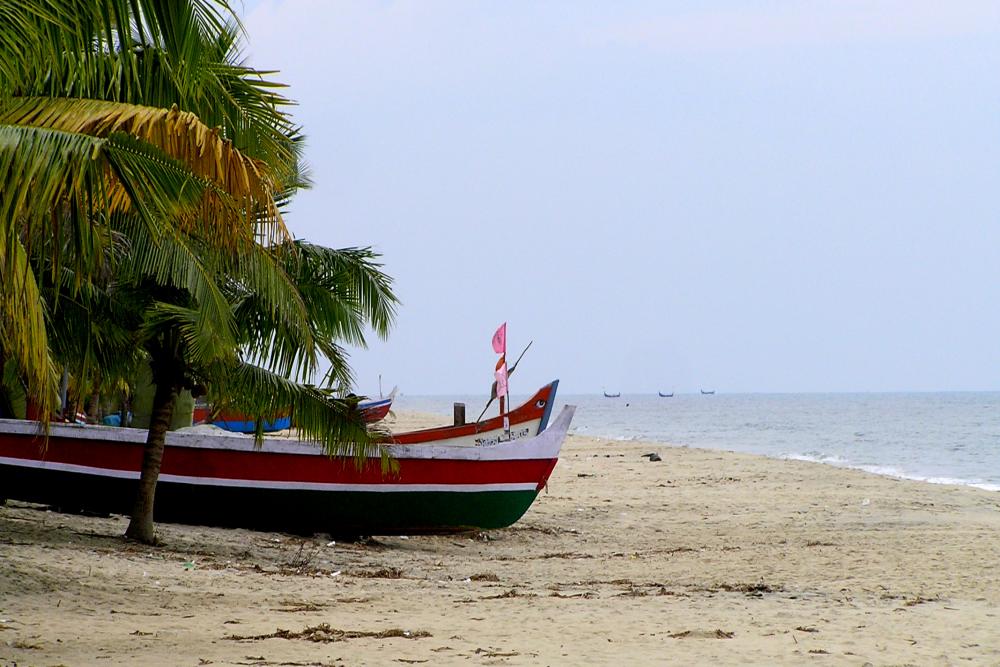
[700,389,715,395]
[603,391,621,398]
[658,392,673,398]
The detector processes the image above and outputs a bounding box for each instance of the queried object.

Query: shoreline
[4,416,1000,664]
[403,393,1000,495]
[579,430,1000,494]
[401,404,1000,503]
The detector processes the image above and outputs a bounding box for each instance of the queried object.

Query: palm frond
[208,360,391,470]
[111,213,239,367]
[140,301,235,368]
[228,243,397,388]
[291,243,398,340]
[0,2,300,183]
[2,97,289,244]
[227,243,318,382]
[0,232,58,419]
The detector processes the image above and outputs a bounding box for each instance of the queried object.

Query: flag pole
[475,341,533,423]
[491,322,511,439]
[503,354,510,438]
[502,331,510,438]
[496,348,509,437]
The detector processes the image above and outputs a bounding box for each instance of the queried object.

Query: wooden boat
[358,396,393,423]
[212,411,291,433]
[700,389,715,395]
[0,383,568,535]
[202,386,395,432]
[658,392,674,398]
[190,405,291,433]
[393,381,559,447]
[603,391,621,398]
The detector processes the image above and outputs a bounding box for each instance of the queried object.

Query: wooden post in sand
[453,402,466,426]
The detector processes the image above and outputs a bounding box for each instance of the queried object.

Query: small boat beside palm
[204,389,397,433]
[211,410,292,433]
[358,396,393,423]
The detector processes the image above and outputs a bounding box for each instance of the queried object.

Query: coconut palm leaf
[292,243,398,339]
[225,245,318,382]
[0,2,299,177]
[0,232,58,419]
[209,359,390,468]
[44,277,145,404]
[229,242,398,387]
[112,212,240,358]
[0,123,225,405]
[1,98,289,243]
[0,0,400,545]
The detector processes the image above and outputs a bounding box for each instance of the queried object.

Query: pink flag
[494,365,509,397]
[491,322,507,354]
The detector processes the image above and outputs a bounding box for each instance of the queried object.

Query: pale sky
[239,1,1000,396]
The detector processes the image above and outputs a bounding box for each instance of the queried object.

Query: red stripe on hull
[0,434,558,487]
[359,402,392,423]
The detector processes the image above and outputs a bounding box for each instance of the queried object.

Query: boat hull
[0,405,573,535]
[0,465,544,534]
[358,397,393,423]
[391,380,558,447]
[212,414,292,433]
[200,380,558,437]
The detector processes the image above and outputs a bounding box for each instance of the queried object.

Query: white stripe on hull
[0,407,573,462]
[0,456,536,493]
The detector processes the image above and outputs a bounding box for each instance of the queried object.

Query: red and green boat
[0,382,571,534]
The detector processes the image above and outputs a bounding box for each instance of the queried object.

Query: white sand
[3,411,1000,665]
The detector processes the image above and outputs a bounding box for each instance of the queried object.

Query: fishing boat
[211,410,291,433]
[658,392,674,398]
[207,381,558,445]
[603,391,621,398]
[391,381,559,447]
[358,396,392,423]
[700,389,715,395]
[0,382,568,534]
[200,388,395,433]
[190,404,291,433]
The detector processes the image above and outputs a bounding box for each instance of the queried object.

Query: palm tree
[1,0,293,419]
[116,236,396,544]
[1,0,398,544]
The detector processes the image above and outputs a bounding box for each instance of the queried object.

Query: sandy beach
[3,411,1000,666]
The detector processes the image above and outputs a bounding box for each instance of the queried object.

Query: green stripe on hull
[157,487,542,535]
[0,465,541,535]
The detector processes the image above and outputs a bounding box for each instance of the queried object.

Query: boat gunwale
[0,406,575,463]
[389,380,558,444]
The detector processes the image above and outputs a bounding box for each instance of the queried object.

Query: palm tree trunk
[86,390,101,423]
[0,346,5,503]
[0,347,12,419]
[124,378,178,544]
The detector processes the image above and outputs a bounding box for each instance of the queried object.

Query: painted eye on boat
[536,400,546,408]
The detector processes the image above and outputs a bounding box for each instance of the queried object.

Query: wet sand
[3,410,1000,665]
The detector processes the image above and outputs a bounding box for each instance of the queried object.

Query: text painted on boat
[474,427,531,447]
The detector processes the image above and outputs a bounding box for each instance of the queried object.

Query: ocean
[395,391,1000,492]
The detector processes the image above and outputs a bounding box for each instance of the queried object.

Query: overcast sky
[239,1,1000,396]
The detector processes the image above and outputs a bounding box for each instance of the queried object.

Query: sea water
[395,391,1000,492]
